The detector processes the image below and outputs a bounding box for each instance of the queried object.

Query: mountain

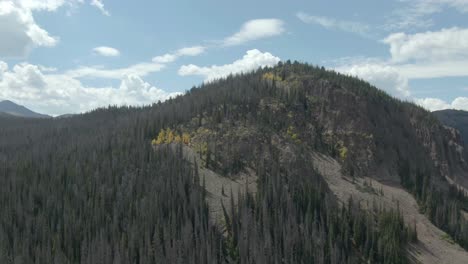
[0,62,467,263]
[434,109,468,145]
[0,100,50,118]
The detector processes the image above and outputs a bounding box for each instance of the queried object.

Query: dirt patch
[181,145,257,225]
[311,152,468,264]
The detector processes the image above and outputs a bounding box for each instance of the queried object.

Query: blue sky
[0,0,467,115]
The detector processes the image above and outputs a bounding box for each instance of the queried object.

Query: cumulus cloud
[0,0,100,58]
[0,63,47,102]
[336,63,410,97]
[0,1,59,58]
[93,46,120,57]
[296,12,371,37]
[178,49,280,81]
[332,26,468,108]
[0,61,8,79]
[223,19,285,46]
[453,97,468,109]
[152,45,206,63]
[0,61,180,116]
[415,97,468,111]
[377,28,468,80]
[383,27,468,63]
[90,0,109,16]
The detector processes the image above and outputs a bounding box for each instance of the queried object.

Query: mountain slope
[434,109,468,145]
[164,62,468,260]
[0,62,467,263]
[0,100,50,118]
[312,152,468,263]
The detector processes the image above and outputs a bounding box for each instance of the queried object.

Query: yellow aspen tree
[174,134,182,143]
[182,133,190,145]
[155,129,166,144]
[165,128,174,143]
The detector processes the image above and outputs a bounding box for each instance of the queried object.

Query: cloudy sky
[0,0,467,115]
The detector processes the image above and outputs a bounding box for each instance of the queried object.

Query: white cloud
[17,0,66,11]
[90,0,109,16]
[178,49,280,81]
[66,61,165,80]
[0,1,59,58]
[152,45,206,63]
[0,63,47,102]
[383,28,468,63]
[332,26,468,106]
[377,28,468,80]
[414,98,451,111]
[0,61,8,79]
[415,97,468,111]
[0,1,107,59]
[397,60,468,79]
[336,62,410,97]
[152,54,177,64]
[176,46,205,56]
[223,19,285,46]
[93,46,120,57]
[452,97,468,110]
[296,12,370,37]
[384,0,468,30]
[0,61,180,115]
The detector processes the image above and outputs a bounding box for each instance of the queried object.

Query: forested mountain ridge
[0,61,467,263]
[434,109,468,147]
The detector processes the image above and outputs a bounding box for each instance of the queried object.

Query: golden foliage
[151,129,191,146]
[339,146,348,160]
[182,133,190,145]
[165,128,174,144]
[286,126,301,143]
[155,129,166,145]
[262,72,282,82]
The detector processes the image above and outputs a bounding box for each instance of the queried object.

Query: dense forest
[0,61,466,263]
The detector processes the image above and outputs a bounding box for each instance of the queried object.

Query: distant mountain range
[0,100,50,118]
[434,109,468,145]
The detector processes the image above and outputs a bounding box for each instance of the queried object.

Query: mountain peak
[0,100,50,118]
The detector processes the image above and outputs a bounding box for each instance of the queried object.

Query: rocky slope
[179,64,468,190]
